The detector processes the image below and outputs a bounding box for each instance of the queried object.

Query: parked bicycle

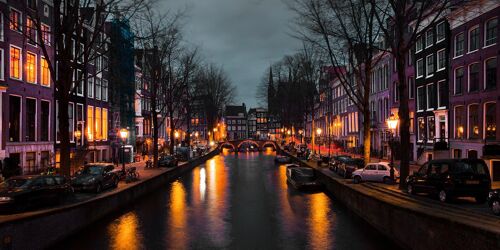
[125,167,140,183]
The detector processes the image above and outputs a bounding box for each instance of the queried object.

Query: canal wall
[284,151,500,250]
[0,149,219,250]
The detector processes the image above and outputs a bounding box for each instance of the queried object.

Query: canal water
[59,150,399,250]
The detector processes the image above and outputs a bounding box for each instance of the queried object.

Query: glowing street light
[316,128,322,156]
[386,113,399,181]
[119,128,129,172]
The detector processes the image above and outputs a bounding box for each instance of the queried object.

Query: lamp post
[213,127,218,141]
[119,128,129,173]
[298,129,304,144]
[386,113,399,181]
[316,128,322,156]
[75,130,82,147]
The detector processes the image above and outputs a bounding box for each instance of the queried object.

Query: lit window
[469,26,479,52]
[26,18,37,45]
[468,104,479,139]
[41,24,51,46]
[427,116,435,142]
[418,117,425,141]
[485,18,498,46]
[454,106,465,139]
[95,107,101,140]
[41,57,50,86]
[26,52,37,83]
[102,108,108,140]
[9,9,21,32]
[9,46,21,80]
[87,106,94,141]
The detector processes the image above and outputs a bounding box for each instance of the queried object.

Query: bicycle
[125,167,140,183]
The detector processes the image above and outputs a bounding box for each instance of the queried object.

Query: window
[485,102,496,140]
[95,107,101,140]
[9,95,21,142]
[485,58,497,89]
[9,9,21,32]
[0,12,4,41]
[0,49,4,80]
[416,59,424,78]
[468,63,479,92]
[41,24,50,45]
[437,49,445,71]
[26,18,37,45]
[10,46,21,80]
[26,152,36,173]
[76,70,83,96]
[426,29,434,48]
[437,80,446,108]
[27,0,37,9]
[41,100,50,141]
[485,18,498,46]
[468,104,479,139]
[454,67,464,95]
[88,76,94,98]
[453,149,462,158]
[95,78,101,100]
[417,86,426,111]
[410,112,415,133]
[455,32,464,57]
[418,117,425,141]
[87,106,94,141]
[416,36,423,52]
[469,26,479,52]
[427,116,435,142]
[426,54,434,77]
[26,98,36,141]
[26,53,37,83]
[102,79,108,101]
[455,106,465,139]
[96,54,102,72]
[68,103,74,142]
[437,22,446,42]
[40,57,50,86]
[427,83,436,110]
[102,108,108,140]
[408,76,415,99]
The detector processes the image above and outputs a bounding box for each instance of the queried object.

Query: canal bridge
[219,139,279,152]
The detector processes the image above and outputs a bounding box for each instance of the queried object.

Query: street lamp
[119,128,129,172]
[316,128,322,156]
[386,113,399,181]
[75,130,82,147]
[213,127,218,141]
[298,129,304,144]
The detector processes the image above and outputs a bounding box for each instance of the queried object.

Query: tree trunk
[363,109,371,166]
[396,50,410,189]
[152,113,159,168]
[169,110,175,154]
[58,93,71,177]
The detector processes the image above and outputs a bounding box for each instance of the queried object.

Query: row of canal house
[313,1,500,180]
[0,1,141,174]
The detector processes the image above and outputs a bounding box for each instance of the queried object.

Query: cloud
[161,0,301,108]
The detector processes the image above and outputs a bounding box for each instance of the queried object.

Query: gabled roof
[225,105,247,117]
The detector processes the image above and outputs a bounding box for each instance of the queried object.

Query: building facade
[225,104,247,140]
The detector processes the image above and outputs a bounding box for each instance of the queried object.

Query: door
[413,164,430,192]
[377,164,389,182]
[363,164,377,181]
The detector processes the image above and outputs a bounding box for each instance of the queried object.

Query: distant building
[247,108,257,139]
[225,104,247,140]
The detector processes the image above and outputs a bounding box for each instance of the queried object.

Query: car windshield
[453,161,489,175]
[0,178,34,189]
[81,166,104,175]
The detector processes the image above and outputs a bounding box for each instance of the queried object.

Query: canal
[60,150,399,250]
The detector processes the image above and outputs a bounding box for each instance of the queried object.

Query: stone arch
[219,142,236,150]
[236,140,260,150]
[261,141,277,150]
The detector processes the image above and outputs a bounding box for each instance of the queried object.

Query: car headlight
[0,197,12,202]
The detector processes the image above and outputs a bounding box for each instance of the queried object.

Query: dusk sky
[161,0,302,108]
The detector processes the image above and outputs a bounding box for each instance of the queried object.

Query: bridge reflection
[219,139,278,152]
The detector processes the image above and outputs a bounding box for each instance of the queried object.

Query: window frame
[408,76,415,99]
[426,54,434,78]
[426,83,435,111]
[9,45,22,81]
[425,29,434,49]
[468,25,480,53]
[467,103,480,139]
[484,102,497,140]
[427,116,435,143]
[25,52,37,84]
[484,17,498,47]
[454,67,464,95]
[436,21,446,43]
[437,80,446,109]
[416,36,423,53]
[436,49,446,71]
[484,57,497,90]
[416,58,424,78]
[454,32,464,58]
[9,8,22,33]
[417,86,426,112]
[40,56,50,87]
[40,99,51,141]
[468,62,480,92]
[454,105,465,139]
[25,97,37,141]
[0,48,4,81]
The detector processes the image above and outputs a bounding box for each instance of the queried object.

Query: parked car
[328,155,352,173]
[71,163,119,193]
[0,175,73,213]
[488,189,500,215]
[286,164,322,191]
[158,155,179,168]
[337,158,365,178]
[406,159,491,203]
[352,162,398,184]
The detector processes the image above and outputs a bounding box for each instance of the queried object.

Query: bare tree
[17,0,149,176]
[291,0,383,163]
[371,0,457,188]
[196,64,236,135]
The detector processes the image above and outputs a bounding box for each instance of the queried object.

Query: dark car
[337,158,365,178]
[0,175,73,213]
[71,163,119,193]
[329,155,352,172]
[488,189,500,215]
[158,155,178,168]
[406,159,491,203]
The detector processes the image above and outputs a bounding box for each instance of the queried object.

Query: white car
[352,162,399,184]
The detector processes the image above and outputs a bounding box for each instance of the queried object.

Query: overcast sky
[160,0,301,108]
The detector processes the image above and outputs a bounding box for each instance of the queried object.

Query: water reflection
[108,212,142,250]
[62,152,399,250]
